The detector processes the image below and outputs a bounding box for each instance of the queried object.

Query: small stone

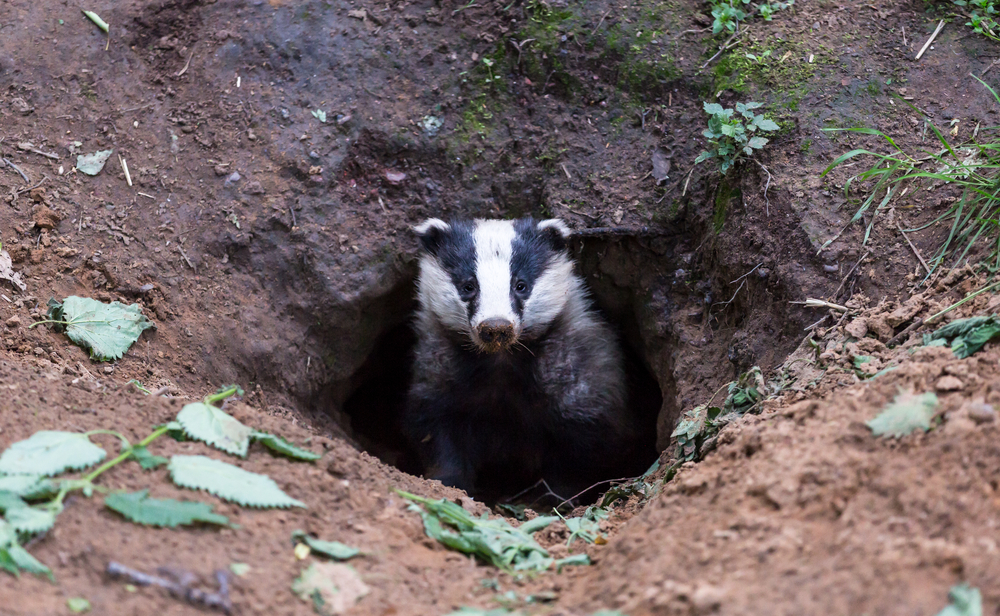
[33,347,44,356]
[243,180,265,195]
[935,375,964,392]
[104,366,114,374]
[32,206,62,230]
[5,316,21,328]
[967,403,996,424]
[845,317,868,339]
[214,165,229,176]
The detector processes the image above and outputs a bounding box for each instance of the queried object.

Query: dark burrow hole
[332,235,679,504]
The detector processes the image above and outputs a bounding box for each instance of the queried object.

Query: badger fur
[404,217,649,499]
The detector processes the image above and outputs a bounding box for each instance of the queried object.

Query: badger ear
[537,218,571,251]
[414,218,451,255]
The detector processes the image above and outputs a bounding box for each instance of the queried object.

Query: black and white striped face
[414,217,574,353]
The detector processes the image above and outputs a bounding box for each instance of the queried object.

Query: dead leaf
[0,249,26,291]
[651,147,671,185]
[292,563,370,615]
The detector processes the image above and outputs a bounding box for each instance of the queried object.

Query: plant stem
[925,279,1000,324]
[51,425,170,509]
[204,385,241,406]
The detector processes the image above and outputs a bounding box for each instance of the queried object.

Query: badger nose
[477,318,516,349]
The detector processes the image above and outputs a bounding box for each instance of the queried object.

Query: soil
[1,0,999,613]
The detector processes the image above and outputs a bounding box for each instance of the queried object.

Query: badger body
[404,217,648,499]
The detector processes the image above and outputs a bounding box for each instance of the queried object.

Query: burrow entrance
[316,232,688,503]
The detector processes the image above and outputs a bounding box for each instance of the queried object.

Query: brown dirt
[1,0,1000,613]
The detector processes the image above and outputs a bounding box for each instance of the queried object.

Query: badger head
[414,217,575,353]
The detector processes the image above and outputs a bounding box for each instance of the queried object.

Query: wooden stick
[915,20,944,61]
[176,43,196,77]
[895,219,930,275]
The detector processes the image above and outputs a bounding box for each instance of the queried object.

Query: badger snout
[475,318,517,352]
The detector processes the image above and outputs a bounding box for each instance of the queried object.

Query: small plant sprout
[695,101,780,174]
[0,385,320,579]
[954,0,1000,41]
[482,57,498,83]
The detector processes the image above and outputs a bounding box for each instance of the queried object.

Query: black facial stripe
[509,218,556,317]
[427,220,479,320]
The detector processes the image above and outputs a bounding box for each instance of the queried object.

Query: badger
[404,217,650,500]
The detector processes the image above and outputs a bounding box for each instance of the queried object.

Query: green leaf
[702,102,725,116]
[127,446,168,470]
[518,516,558,535]
[75,149,114,175]
[748,136,769,150]
[292,530,361,560]
[937,584,982,616]
[754,118,780,131]
[252,432,322,461]
[105,489,230,527]
[0,475,58,499]
[168,455,306,508]
[0,431,106,476]
[48,297,154,361]
[0,547,18,577]
[924,316,1000,359]
[5,506,57,535]
[743,101,764,110]
[694,151,716,164]
[176,402,253,457]
[67,598,92,613]
[554,553,591,572]
[230,562,251,577]
[311,109,327,123]
[7,544,53,580]
[396,490,553,572]
[0,492,26,513]
[720,123,737,137]
[81,9,109,33]
[867,392,939,438]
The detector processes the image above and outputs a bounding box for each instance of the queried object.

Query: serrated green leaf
[937,584,982,616]
[127,446,168,470]
[754,117,780,131]
[51,296,153,361]
[5,506,57,535]
[75,150,113,175]
[292,530,361,560]
[703,102,725,116]
[743,101,764,110]
[0,547,18,577]
[177,402,253,457]
[0,492,26,513]
[748,136,769,149]
[253,432,322,461]
[67,598,92,613]
[7,544,53,580]
[0,475,58,499]
[867,392,939,438]
[168,455,305,508]
[0,431,106,476]
[105,489,230,527]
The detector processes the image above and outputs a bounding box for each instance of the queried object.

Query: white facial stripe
[472,220,518,327]
[417,255,469,333]
[521,254,574,333]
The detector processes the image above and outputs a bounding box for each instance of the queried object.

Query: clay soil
[1,0,1000,613]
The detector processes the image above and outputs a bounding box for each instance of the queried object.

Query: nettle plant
[695,101,780,174]
[954,0,999,40]
[0,386,320,579]
[709,0,794,33]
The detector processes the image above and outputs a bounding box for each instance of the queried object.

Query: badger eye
[515,281,527,293]
[462,282,477,295]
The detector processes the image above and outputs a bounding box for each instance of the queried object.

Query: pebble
[935,375,964,392]
[967,403,996,424]
[5,316,21,328]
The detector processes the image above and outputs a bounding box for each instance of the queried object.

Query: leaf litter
[292,562,370,616]
[292,530,361,560]
[397,491,592,573]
